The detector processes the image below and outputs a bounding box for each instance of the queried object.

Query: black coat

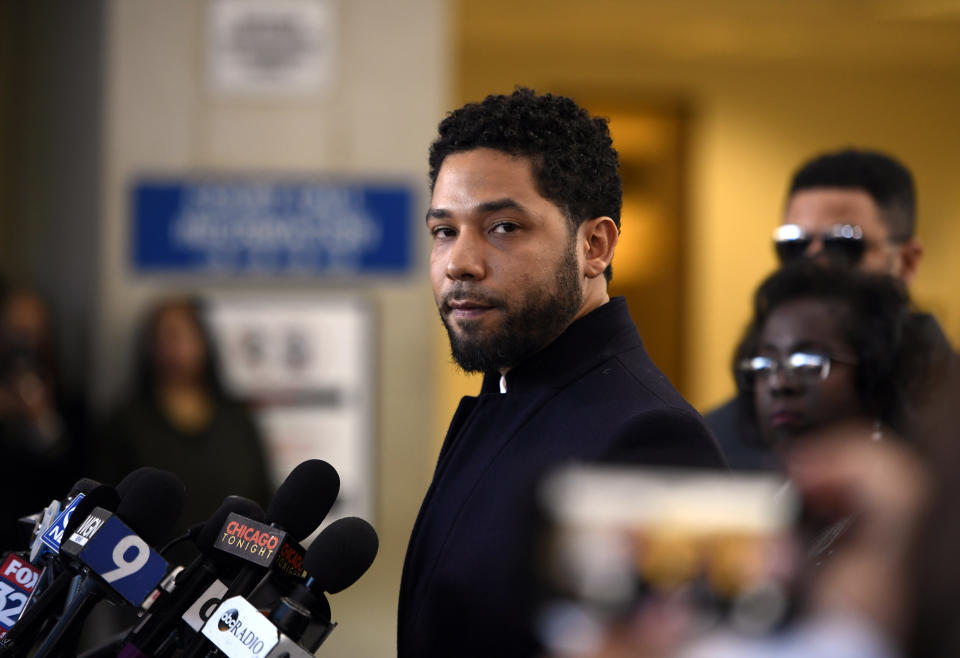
[398,297,725,658]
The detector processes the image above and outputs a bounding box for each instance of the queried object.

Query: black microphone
[267,516,379,651]
[22,477,100,564]
[220,459,340,600]
[266,459,341,542]
[117,496,266,657]
[198,517,378,657]
[29,481,121,603]
[305,516,379,595]
[0,483,122,656]
[31,468,186,658]
[114,467,187,548]
[0,478,103,642]
[183,460,340,658]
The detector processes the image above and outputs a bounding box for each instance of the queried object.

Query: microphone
[199,517,379,657]
[31,468,185,658]
[23,500,60,562]
[0,478,103,640]
[0,483,122,656]
[114,467,187,548]
[32,478,104,564]
[219,459,340,600]
[303,516,379,596]
[267,516,378,651]
[117,496,266,658]
[0,554,41,639]
[265,460,341,542]
[183,460,340,658]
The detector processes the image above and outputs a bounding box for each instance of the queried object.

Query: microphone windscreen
[67,478,100,499]
[305,516,378,594]
[266,460,339,541]
[116,467,186,546]
[196,496,265,552]
[61,484,121,544]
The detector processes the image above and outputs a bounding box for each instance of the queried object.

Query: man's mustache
[439,285,505,312]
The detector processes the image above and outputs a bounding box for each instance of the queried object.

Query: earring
[871,419,883,441]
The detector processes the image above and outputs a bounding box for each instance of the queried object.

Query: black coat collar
[479,296,640,395]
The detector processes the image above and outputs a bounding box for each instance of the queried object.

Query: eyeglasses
[738,351,858,388]
[773,224,866,266]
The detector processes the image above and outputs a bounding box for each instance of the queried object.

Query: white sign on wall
[208,0,337,96]
[205,295,374,527]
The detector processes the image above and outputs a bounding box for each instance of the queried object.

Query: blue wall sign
[132,179,415,275]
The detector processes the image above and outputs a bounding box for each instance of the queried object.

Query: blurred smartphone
[535,465,800,650]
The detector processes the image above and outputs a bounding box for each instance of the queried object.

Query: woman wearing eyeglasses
[734,261,937,452]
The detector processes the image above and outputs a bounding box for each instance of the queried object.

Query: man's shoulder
[548,351,725,469]
[597,343,698,412]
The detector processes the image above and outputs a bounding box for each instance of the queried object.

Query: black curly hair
[733,261,933,438]
[788,148,916,242]
[428,87,622,281]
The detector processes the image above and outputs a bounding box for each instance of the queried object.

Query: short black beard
[439,241,583,373]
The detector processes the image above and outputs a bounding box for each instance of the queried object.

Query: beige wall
[454,8,960,412]
[683,67,960,409]
[98,1,449,655]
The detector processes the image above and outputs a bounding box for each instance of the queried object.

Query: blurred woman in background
[733,261,939,456]
[97,296,272,534]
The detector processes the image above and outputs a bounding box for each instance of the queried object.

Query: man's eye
[431,226,455,239]
[492,222,519,234]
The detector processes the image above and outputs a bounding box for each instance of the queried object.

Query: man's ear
[580,216,619,279]
[896,237,923,283]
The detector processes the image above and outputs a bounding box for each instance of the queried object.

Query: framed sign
[132,178,415,276]
[208,0,337,96]
[205,295,375,527]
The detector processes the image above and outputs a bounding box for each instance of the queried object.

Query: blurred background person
[707,149,953,469]
[731,262,940,470]
[539,417,956,658]
[96,295,272,536]
[0,283,87,549]
[673,426,930,658]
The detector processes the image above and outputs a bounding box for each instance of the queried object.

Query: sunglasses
[738,351,858,389]
[773,224,866,266]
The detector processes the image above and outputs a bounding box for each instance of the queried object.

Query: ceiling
[458,0,960,71]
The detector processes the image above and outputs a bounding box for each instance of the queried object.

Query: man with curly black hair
[398,88,724,658]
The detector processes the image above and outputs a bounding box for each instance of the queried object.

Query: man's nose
[445,230,486,280]
[804,236,825,257]
[801,237,837,267]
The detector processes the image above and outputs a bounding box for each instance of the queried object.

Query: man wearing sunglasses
[706,148,948,470]
[773,148,922,280]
